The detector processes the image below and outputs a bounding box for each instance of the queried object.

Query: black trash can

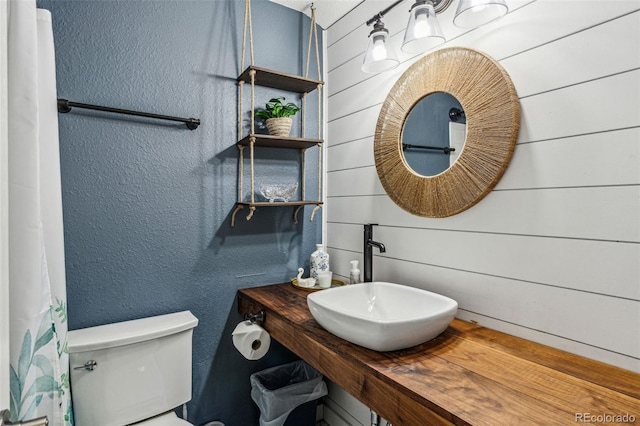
[250,360,328,426]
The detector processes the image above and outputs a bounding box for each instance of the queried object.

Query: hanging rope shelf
[231,0,324,227]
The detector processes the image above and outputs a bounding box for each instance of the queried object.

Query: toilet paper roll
[232,320,271,360]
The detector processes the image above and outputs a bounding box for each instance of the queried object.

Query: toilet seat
[134,411,193,426]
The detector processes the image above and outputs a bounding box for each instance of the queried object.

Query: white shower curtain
[7,1,72,424]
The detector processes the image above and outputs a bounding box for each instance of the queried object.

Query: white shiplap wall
[324,2,640,413]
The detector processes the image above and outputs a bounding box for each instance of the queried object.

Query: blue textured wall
[36,1,322,424]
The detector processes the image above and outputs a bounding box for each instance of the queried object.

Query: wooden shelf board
[237,66,323,93]
[237,134,322,149]
[236,201,322,207]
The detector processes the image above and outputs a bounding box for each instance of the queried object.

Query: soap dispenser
[349,260,361,284]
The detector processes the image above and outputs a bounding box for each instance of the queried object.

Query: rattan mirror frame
[374,47,520,217]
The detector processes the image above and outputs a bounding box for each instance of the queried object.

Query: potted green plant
[255,97,300,137]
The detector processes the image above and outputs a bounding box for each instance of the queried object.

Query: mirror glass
[402,92,466,176]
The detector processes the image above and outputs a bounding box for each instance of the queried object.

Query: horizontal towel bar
[57,99,200,130]
[402,143,455,154]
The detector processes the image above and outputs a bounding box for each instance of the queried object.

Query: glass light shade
[453,0,508,28]
[401,1,445,54]
[362,28,399,73]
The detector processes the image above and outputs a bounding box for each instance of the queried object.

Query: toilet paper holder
[244,309,265,324]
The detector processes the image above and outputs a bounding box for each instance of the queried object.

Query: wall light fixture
[362,18,400,73]
[362,0,508,73]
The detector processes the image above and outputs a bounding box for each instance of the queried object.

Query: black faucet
[363,224,386,282]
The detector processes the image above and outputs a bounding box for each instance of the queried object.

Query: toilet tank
[68,311,198,426]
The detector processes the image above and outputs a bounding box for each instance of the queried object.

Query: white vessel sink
[307,282,458,352]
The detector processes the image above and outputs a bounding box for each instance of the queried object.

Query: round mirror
[374,47,520,218]
[402,92,466,176]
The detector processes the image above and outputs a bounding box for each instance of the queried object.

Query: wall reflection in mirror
[402,92,466,176]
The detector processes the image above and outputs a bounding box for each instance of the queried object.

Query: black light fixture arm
[366,0,405,26]
[365,0,451,27]
[57,98,200,130]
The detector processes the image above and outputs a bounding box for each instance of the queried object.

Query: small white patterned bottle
[310,244,329,279]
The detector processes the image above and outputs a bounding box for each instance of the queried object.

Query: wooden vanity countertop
[238,283,640,426]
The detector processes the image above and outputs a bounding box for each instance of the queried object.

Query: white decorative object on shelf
[259,183,298,202]
[296,268,316,288]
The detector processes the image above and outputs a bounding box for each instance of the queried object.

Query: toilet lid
[135,412,193,426]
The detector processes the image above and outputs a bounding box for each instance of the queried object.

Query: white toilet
[68,311,199,426]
